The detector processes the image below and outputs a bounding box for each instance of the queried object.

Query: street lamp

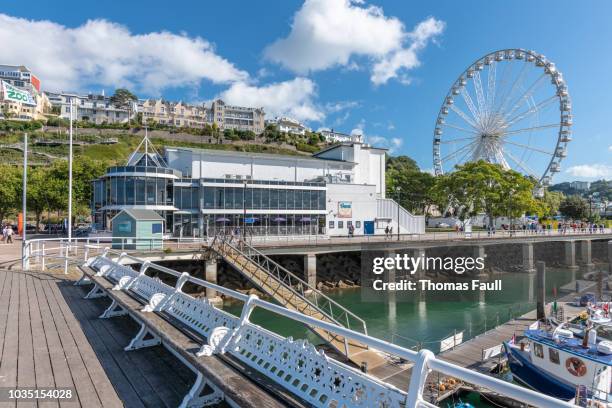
[396,186,401,241]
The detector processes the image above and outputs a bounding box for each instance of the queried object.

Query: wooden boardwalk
[0,269,198,408]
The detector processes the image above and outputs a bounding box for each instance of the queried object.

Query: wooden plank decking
[0,269,198,408]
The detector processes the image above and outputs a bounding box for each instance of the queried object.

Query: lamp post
[396,186,401,241]
[243,180,247,239]
[21,133,28,270]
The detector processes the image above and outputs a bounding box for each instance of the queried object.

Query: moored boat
[504,325,611,405]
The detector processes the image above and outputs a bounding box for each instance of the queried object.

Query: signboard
[338,201,352,218]
[481,344,503,361]
[440,331,464,353]
[31,75,41,93]
[1,80,36,106]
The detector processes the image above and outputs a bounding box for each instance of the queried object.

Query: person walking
[384,225,389,239]
[1,224,6,242]
[6,225,14,244]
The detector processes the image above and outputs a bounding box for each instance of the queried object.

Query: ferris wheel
[433,49,572,188]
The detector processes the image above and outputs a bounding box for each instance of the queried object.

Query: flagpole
[21,133,28,270]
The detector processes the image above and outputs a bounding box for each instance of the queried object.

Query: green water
[223,267,580,350]
[221,267,583,407]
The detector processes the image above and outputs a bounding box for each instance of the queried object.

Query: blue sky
[1,0,611,182]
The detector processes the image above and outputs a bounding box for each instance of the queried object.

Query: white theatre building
[92,138,424,237]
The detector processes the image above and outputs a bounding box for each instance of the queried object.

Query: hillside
[0,127,319,167]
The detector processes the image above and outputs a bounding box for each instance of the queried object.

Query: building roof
[112,209,164,222]
[165,146,357,165]
[312,142,388,158]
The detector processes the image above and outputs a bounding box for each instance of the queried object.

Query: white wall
[166,149,354,182]
[326,183,378,236]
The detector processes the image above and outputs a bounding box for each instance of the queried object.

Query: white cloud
[325,100,360,113]
[264,0,444,85]
[219,78,324,122]
[566,164,612,179]
[371,17,445,85]
[0,14,247,93]
[608,145,612,151]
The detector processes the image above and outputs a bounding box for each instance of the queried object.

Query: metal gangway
[207,234,391,369]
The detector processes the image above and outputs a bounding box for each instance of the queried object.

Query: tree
[387,169,436,215]
[0,165,21,223]
[110,89,137,123]
[559,195,588,220]
[431,160,539,226]
[538,190,564,219]
[386,155,419,173]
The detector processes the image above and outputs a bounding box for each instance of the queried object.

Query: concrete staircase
[208,235,389,369]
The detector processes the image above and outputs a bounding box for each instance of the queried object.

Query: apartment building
[46,92,132,124]
[211,99,265,134]
[266,116,310,136]
[138,99,208,128]
[320,128,362,143]
[0,65,50,120]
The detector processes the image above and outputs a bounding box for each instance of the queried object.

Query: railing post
[41,242,45,271]
[405,349,434,407]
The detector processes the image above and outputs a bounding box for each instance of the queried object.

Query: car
[436,222,450,228]
[580,292,596,307]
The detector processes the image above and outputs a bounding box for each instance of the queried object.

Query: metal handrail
[211,234,367,336]
[86,251,574,408]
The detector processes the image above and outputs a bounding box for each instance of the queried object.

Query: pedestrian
[385,225,389,239]
[348,224,355,238]
[6,225,14,244]
[1,224,6,242]
[389,226,393,237]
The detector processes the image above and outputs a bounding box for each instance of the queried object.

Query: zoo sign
[2,81,36,106]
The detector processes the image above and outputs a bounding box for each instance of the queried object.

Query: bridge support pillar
[205,260,219,301]
[473,245,487,275]
[412,248,426,279]
[579,240,595,270]
[564,241,579,270]
[536,261,546,321]
[304,253,317,288]
[522,243,535,273]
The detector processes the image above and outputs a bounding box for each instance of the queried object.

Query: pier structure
[6,234,612,407]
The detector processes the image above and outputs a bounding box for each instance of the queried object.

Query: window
[347,221,353,227]
[355,221,361,228]
[329,221,334,229]
[548,348,560,364]
[117,221,131,233]
[152,223,162,234]
[338,221,344,229]
[533,343,544,359]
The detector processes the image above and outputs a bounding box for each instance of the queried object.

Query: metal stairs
[208,234,388,369]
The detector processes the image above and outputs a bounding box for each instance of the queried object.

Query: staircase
[208,235,388,369]
[377,198,425,234]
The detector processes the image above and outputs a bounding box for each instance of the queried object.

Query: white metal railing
[377,198,426,234]
[79,250,573,408]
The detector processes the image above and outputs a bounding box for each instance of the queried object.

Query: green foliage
[386,155,419,173]
[386,155,435,215]
[109,88,138,109]
[296,142,319,153]
[430,160,539,224]
[0,120,44,132]
[0,164,21,222]
[559,195,589,220]
[538,190,564,219]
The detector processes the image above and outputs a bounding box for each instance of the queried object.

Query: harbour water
[224,267,582,350]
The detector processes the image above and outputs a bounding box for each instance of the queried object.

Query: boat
[504,325,611,405]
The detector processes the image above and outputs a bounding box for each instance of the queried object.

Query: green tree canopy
[0,164,22,223]
[559,195,589,220]
[109,88,137,109]
[430,160,539,225]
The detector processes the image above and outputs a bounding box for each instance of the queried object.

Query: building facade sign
[338,201,352,218]
[2,80,36,106]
